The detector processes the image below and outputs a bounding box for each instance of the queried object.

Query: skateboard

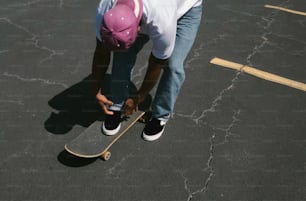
[64,110,147,160]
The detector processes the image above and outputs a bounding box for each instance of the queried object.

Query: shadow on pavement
[45,73,152,135]
[44,74,106,135]
[57,150,98,167]
[47,74,153,166]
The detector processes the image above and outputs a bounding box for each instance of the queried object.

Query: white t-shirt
[96,0,202,59]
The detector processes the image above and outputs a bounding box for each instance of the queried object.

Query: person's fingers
[124,110,131,116]
[102,97,113,106]
[125,108,135,116]
[124,98,138,115]
[102,104,114,115]
[124,104,132,115]
[96,93,114,115]
[135,104,138,112]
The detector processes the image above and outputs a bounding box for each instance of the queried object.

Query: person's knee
[166,62,186,83]
[176,69,185,83]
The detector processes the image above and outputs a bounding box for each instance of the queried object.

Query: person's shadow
[45,74,152,167]
[45,74,152,135]
[44,74,105,135]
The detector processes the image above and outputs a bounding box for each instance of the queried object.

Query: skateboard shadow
[44,74,152,135]
[57,150,98,167]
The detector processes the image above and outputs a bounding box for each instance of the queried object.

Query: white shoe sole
[102,123,121,136]
[142,127,165,141]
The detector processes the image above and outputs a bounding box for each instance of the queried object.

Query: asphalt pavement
[1,0,306,200]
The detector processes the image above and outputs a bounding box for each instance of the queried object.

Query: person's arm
[92,38,114,115]
[138,53,167,102]
[92,38,110,93]
[125,53,167,115]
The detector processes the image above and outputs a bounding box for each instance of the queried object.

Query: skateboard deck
[65,110,145,160]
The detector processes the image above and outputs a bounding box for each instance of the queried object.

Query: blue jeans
[109,6,203,122]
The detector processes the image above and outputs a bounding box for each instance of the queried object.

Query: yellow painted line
[265,4,306,16]
[210,57,306,92]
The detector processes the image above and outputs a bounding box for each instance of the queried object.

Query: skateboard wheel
[101,151,111,161]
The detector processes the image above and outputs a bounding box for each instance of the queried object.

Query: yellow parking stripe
[210,57,306,92]
[265,4,306,16]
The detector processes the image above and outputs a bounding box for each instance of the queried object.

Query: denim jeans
[109,5,203,122]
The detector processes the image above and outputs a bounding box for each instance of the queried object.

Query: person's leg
[109,34,149,111]
[102,34,149,135]
[152,6,203,121]
[143,6,203,141]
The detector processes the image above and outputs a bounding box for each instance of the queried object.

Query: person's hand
[96,89,114,115]
[124,98,138,116]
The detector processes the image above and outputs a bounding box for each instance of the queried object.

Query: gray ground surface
[1,0,306,200]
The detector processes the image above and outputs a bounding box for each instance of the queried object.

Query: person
[92,0,202,141]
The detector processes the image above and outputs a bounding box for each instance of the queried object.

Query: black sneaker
[142,118,166,141]
[102,111,121,136]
